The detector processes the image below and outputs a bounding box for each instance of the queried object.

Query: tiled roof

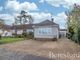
[11,24,34,29]
[35,20,58,26]
[3,25,12,29]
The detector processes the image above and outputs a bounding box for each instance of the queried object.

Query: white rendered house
[33,20,59,40]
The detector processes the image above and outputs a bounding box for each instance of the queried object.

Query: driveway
[0,38,80,60]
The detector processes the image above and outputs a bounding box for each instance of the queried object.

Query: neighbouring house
[33,19,59,40]
[1,25,12,37]
[11,24,34,35]
[0,24,33,36]
[60,29,67,38]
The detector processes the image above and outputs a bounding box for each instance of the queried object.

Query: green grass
[0,37,24,44]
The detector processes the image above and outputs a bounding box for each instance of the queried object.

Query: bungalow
[0,25,12,36]
[11,24,34,35]
[33,19,59,40]
[0,24,34,36]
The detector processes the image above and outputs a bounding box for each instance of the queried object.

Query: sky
[0,0,80,29]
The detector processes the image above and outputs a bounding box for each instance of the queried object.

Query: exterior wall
[16,29,33,34]
[34,26,59,39]
[26,29,33,33]
[0,29,3,34]
[11,29,33,34]
[11,30,15,34]
[52,27,59,39]
[17,30,23,34]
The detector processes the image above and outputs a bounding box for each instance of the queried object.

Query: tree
[67,4,80,44]
[14,11,33,36]
[0,19,5,39]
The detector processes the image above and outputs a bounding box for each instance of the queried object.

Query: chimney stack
[51,18,54,22]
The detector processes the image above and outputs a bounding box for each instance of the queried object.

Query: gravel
[0,48,53,60]
[0,38,80,60]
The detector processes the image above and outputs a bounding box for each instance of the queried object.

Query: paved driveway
[0,38,80,60]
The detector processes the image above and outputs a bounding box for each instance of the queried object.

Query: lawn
[0,37,24,44]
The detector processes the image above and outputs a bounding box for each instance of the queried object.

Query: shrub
[0,35,2,40]
[66,33,71,39]
[22,32,27,38]
[21,32,34,39]
[27,32,34,39]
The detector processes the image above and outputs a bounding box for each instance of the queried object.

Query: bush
[78,28,80,43]
[27,32,34,39]
[12,32,34,39]
[21,32,34,39]
[68,26,74,39]
[13,34,22,38]
[66,33,71,39]
[0,35,2,40]
[22,33,27,38]
[71,28,80,44]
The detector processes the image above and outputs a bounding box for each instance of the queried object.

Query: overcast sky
[0,0,80,29]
